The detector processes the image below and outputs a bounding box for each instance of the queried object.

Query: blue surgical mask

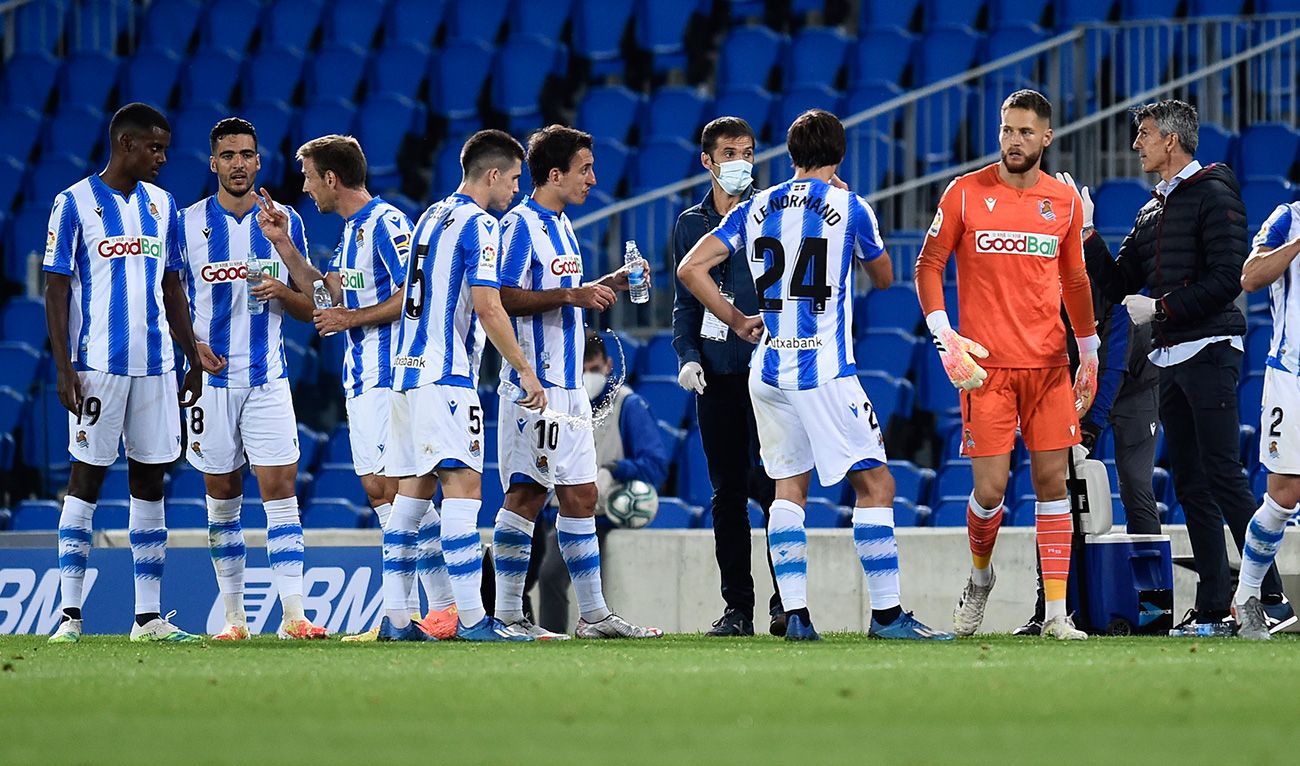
[713,159,753,196]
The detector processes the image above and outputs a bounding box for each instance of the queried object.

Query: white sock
[206,495,246,624]
[768,499,808,611]
[57,495,94,614]
[265,497,305,623]
[1236,493,1297,604]
[492,509,534,623]
[128,496,167,616]
[441,498,486,627]
[417,503,455,611]
[852,506,900,611]
[556,514,610,623]
[383,495,424,628]
[374,502,393,530]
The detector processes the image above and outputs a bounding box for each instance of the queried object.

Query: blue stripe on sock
[383,530,417,546]
[58,553,87,571]
[494,528,532,547]
[267,524,302,541]
[210,543,246,560]
[853,524,894,543]
[556,530,596,548]
[861,554,900,573]
[768,528,806,547]
[1245,545,1277,565]
[129,528,169,546]
[59,527,93,543]
[1249,519,1286,545]
[207,520,242,533]
[269,549,305,566]
[134,560,165,579]
[773,560,807,578]
[563,552,601,577]
[441,533,480,553]
[447,558,482,578]
[494,554,531,575]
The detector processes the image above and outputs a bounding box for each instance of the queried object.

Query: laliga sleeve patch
[928,208,944,238]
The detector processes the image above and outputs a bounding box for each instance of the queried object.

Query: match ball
[606,480,659,529]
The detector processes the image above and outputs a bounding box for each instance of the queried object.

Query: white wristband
[925,310,952,336]
[1076,333,1100,354]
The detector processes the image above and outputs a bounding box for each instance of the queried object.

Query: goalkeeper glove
[1074,333,1100,414]
[927,312,989,391]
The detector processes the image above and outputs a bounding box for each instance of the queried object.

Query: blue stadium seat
[634,0,696,74]
[429,38,494,133]
[12,499,61,531]
[295,97,358,152]
[46,106,105,166]
[156,150,212,207]
[182,46,242,108]
[446,0,509,44]
[507,0,570,43]
[1246,323,1272,372]
[930,499,968,527]
[0,386,25,435]
[0,108,43,169]
[1,297,45,347]
[851,28,913,93]
[1055,0,1116,26]
[679,428,713,507]
[577,86,642,146]
[1239,124,1300,182]
[914,27,980,85]
[1242,179,1297,230]
[9,206,54,284]
[916,346,960,415]
[1195,123,1235,167]
[386,0,448,47]
[239,99,294,183]
[325,425,353,465]
[894,499,924,527]
[297,423,324,471]
[119,46,182,108]
[304,499,364,529]
[264,0,324,51]
[714,86,773,141]
[859,371,914,426]
[98,465,133,502]
[916,87,971,168]
[859,0,921,31]
[985,23,1047,82]
[926,0,986,30]
[27,154,89,213]
[305,43,368,103]
[22,385,68,475]
[311,467,369,506]
[324,0,385,47]
[432,141,465,196]
[171,101,228,161]
[1092,179,1153,232]
[166,499,208,529]
[245,45,305,105]
[855,328,919,380]
[772,86,842,140]
[935,461,975,503]
[804,498,845,528]
[988,0,1050,28]
[631,137,696,192]
[637,376,691,427]
[201,0,262,55]
[58,51,119,111]
[491,36,565,133]
[13,0,64,55]
[141,0,201,54]
[637,331,677,377]
[644,86,710,144]
[1240,372,1264,426]
[370,41,432,100]
[647,497,696,529]
[718,26,785,93]
[888,460,934,506]
[166,467,207,500]
[572,0,635,78]
[355,94,424,190]
[787,26,851,91]
[863,284,922,334]
[69,0,131,53]
[2,51,59,112]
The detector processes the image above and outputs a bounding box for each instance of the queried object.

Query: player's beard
[220,179,252,198]
[1001,146,1041,175]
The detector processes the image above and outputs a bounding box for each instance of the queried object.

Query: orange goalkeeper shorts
[957,366,1081,458]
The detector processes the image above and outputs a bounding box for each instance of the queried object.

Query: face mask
[712,159,753,196]
[583,371,607,400]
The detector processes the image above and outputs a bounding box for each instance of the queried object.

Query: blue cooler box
[1067,533,1174,635]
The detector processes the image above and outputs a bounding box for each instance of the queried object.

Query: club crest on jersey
[148,202,160,220]
[355,227,365,245]
[76,430,88,449]
[190,441,203,458]
[469,439,481,457]
[1271,441,1280,460]
[964,428,976,450]
[535,455,549,475]
[1039,199,1056,221]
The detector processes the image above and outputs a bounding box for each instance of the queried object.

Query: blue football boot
[869,611,955,641]
[784,613,822,641]
[377,616,437,642]
[456,615,535,642]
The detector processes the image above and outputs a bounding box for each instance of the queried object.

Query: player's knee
[1266,476,1300,510]
[360,474,394,507]
[126,463,165,502]
[1029,465,1066,500]
[850,466,894,507]
[67,463,108,502]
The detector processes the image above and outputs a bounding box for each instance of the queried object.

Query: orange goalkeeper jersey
[915,163,1095,369]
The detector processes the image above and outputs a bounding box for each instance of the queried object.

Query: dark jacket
[671,187,759,376]
[1087,162,1249,348]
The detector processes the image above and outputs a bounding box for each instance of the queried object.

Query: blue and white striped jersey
[323,197,412,398]
[497,197,585,390]
[1255,202,1300,374]
[710,178,886,391]
[393,193,501,392]
[42,174,184,377]
[179,196,308,389]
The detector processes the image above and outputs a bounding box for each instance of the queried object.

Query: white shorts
[749,369,888,486]
[184,378,300,475]
[1261,366,1300,474]
[497,386,598,490]
[345,386,394,477]
[67,371,181,466]
[387,383,486,478]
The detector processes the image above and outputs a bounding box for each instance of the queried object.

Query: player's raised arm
[1242,204,1300,292]
[256,187,336,303]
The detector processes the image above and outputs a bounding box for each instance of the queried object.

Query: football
[606,480,659,529]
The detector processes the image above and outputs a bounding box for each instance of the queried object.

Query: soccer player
[914,90,1099,640]
[178,117,327,640]
[257,135,456,641]
[384,130,547,641]
[490,125,661,639]
[1233,200,1300,639]
[679,109,952,641]
[45,103,205,643]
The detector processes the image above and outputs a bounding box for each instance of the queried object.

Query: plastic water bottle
[625,240,649,305]
[312,279,337,337]
[246,260,265,315]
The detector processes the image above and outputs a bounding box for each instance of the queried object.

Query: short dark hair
[210,117,257,153]
[701,116,755,157]
[295,134,367,189]
[1132,99,1199,156]
[786,109,845,170]
[109,102,170,142]
[1001,89,1053,122]
[527,125,593,188]
[584,330,607,362]
[462,129,526,180]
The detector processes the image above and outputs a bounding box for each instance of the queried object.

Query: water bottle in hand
[246,260,265,315]
[625,240,649,305]
[312,279,337,337]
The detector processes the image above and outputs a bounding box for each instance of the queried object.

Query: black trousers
[1112,385,1161,535]
[697,373,782,618]
[1160,341,1282,614]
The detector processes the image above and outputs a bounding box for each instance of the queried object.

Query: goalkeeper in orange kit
[914,90,1099,640]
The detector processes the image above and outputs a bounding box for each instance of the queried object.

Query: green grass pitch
[1,633,1297,765]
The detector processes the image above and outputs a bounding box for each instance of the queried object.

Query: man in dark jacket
[671,116,783,636]
[1085,99,1291,636]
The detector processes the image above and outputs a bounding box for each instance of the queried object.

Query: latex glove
[677,361,706,394]
[1055,171,1094,230]
[932,328,989,391]
[1074,333,1100,415]
[1123,295,1157,325]
[595,467,615,515]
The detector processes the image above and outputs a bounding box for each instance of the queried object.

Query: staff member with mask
[671,116,784,637]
